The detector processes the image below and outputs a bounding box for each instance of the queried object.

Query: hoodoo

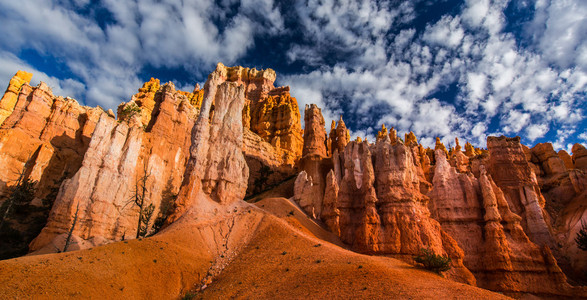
[0,68,585,299]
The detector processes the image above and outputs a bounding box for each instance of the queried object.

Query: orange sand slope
[0,197,509,299]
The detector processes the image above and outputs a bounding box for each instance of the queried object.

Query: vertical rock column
[169,64,249,222]
[0,71,32,126]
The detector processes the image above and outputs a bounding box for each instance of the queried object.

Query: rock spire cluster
[0,68,585,298]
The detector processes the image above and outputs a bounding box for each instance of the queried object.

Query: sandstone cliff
[30,81,199,252]
[0,68,585,298]
[217,64,303,165]
[0,71,33,126]
[0,74,104,257]
[428,149,574,296]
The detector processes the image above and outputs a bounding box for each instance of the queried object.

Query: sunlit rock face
[0,67,585,298]
[30,80,199,252]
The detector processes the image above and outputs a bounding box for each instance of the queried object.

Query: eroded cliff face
[528,141,587,283]
[0,72,104,257]
[29,81,199,252]
[294,106,586,297]
[429,150,573,296]
[0,70,33,126]
[0,68,585,298]
[216,64,303,166]
[0,64,298,253]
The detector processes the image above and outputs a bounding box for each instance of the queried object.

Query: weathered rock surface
[0,81,103,198]
[220,64,303,165]
[302,104,327,158]
[242,128,296,197]
[428,150,576,296]
[0,69,585,298]
[168,63,249,222]
[531,142,567,176]
[319,140,475,284]
[573,143,587,170]
[328,116,350,155]
[250,90,303,163]
[486,136,555,248]
[0,71,33,126]
[29,81,199,251]
[0,78,104,258]
[293,104,332,218]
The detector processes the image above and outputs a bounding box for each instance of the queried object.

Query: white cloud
[423,16,465,48]
[526,123,549,141]
[0,0,284,107]
[0,51,85,100]
[0,0,584,149]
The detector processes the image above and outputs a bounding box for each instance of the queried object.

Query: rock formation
[328,116,350,155]
[0,71,33,126]
[293,104,331,218]
[0,75,104,257]
[572,143,587,170]
[318,139,476,284]
[302,104,327,157]
[167,64,249,222]
[30,81,199,251]
[428,150,574,296]
[0,69,585,298]
[219,64,303,165]
[486,137,555,248]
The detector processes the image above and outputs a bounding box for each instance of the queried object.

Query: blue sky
[0,0,585,150]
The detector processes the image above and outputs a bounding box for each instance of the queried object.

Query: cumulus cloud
[0,51,85,100]
[285,0,586,149]
[0,0,284,107]
[0,0,584,150]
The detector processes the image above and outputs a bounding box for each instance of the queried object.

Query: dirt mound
[0,196,509,299]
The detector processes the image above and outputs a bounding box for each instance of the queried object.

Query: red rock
[30,81,199,251]
[321,170,340,236]
[486,136,555,248]
[328,116,350,154]
[223,64,303,164]
[302,104,327,158]
[170,65,249,222]
[404,131,418,147]
[435,137,449,157]
[0,71,33,126]
[558,150,574,169]
[464,141,477,157]
[376,124,389,142]
[572,143,587,169]
[429,150,576,296]
[322,139,476,284]
[531,143,567,175]
[0,81,103,200]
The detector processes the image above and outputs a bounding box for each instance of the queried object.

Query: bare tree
[62,203,80,253]
[125,163,155,239]
[0,160,36,230]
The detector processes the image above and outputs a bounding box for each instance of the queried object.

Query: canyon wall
[0,68,585,298]
[294,107,586,297]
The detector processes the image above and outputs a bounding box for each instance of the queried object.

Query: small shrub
[120,103,141,120]
[181,291,197,300]
[414,248,451,273]
[576,221,587,251]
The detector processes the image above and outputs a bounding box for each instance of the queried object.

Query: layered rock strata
[29,81,199,251]
[429,150,574,296]
[486,136,555,248]
[0,71,33,126]
[0,78,103,199]
[217,64,303,165]
[168,63,249,221]
[308,138,476,284]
